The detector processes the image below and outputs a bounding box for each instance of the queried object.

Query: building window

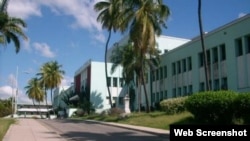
[164,90,167,99]
[173,88,176,97]
[182,59,186,72]
[107,77,111,87]
[172,63,176,75]
[178,87,182,96]
[220,44,226,61]
[245,35,250,54]
[199,52,204,67]
[188,85,193,95]
[183,86,187,96]
[164,65,167,78]
[156,92,159,102]
[177,61,181,74]
[160,91,163,101]
[160,67,163,79]
[156,69,159,80]
[188,57,192,71]
[235,38,243,56]
[119,78,124,87]
[113,77,117,87]
[206,50,211,65]
[199,82,205,91]
[213,47,218,63]
[214,79,219,90]
[221,77,228,90]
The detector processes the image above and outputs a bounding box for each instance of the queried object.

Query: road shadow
[60,131,168,141]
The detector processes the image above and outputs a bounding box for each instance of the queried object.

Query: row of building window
[152,91,167,103]
[150,77,227,102]
[107,77,124,87]
[199,77,228,91]
[172,85,193,98]
[199,43,226,67]
[150,56,193,82]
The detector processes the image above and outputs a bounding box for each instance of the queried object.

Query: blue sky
[0,0,249,104]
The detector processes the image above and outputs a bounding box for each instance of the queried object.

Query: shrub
[160,96,188,115]
[234,92,250,124]
[185,90,237,124]
[108,107,125,116]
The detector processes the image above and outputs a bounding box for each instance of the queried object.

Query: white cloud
[93,32,106,43]
[7,0,104,44]
[8,0,42,19]
[33,42,56,58]
[238,12,246,18]
[0,85,14,99]
[0,85,33,104]
[60,75,74,87]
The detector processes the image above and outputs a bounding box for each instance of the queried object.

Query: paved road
[38,119,169,141]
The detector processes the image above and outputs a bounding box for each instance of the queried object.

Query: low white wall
[66,108,77,117]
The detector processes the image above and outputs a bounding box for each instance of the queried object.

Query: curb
[85,120,170,138]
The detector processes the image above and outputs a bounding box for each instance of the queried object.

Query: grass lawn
[0,118,15,140]
[76,111,194,130]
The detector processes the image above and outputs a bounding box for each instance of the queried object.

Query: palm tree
[119,0,170,112]
[110,42,141,111]
[0,2,28,53]
[25,77,44,118]
[94,0,126,108]
[198,0,210,91]
[0,0,8,13]
[38,61,65,116]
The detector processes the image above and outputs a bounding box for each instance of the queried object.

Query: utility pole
[14,66,18,117]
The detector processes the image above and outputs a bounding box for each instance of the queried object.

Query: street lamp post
[13,66,19,118]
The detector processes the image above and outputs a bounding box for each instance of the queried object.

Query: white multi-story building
[63,14,250,113]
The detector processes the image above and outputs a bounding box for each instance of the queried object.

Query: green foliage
[185,90,238,124]
[0,98,12,117]
[160,96,188,114]
[234,92,250,124]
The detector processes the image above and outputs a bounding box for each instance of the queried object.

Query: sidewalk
[86,120,169,137]
[3,118,169,141]
[3,118,66,141]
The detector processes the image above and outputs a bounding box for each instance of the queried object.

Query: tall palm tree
[0,1,28,53]
[198,0,210,91]
[110,42,142,111]
[0,0,8,13]
[38,61,65,116]
[25,77,44,118]
[120,0,170,112]
[94,0,126,108]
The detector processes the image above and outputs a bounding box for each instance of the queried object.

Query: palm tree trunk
[137,76,141,113]
[51,89,56,115]
[105,30,113,108]
[198,0,210,91]
[141,69,150,113]
[32,99,39,117]
[39,101,42,118]
[44,89,50,118]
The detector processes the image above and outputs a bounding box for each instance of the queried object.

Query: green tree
[94,0,126,109]
[111,0,169,112]
[38,61,65,116]
[24,77,44,117]
[0,1,28,53]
